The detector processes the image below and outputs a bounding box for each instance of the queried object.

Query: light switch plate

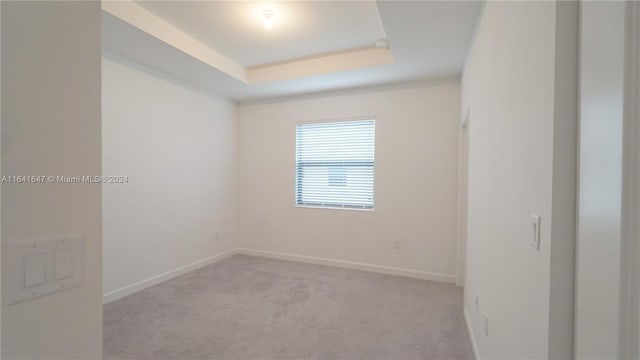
[5,234,84,305]
[530,214,541,251]
[24,253,47,287]
[54,249,73,280]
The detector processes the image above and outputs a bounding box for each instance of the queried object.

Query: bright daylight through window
[295,119,375,210]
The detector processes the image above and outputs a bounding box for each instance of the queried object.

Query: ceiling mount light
[263,10,274,30]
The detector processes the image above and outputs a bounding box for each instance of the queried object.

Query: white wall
[102,55,237,300]
[622,6,640,352]
[462,2,577,358]
[548,2,578,357]
[1,2,102,358]
[1,2,3,354]
[237,81,460,280]
[575,2,627,358]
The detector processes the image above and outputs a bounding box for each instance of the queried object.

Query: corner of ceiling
[102,0,248,84]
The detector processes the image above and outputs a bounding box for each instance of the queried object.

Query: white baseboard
[103,248,456,304]
[102,249,236,304]
[464,307,480,360]
[235,248,456,283]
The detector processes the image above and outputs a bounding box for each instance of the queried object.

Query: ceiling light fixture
[263,10,274,30]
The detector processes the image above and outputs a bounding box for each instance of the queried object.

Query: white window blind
[295,119,375,210]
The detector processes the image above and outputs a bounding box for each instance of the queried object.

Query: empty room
[1,1,639,359]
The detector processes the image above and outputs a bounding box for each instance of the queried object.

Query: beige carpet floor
[104,254,473,360]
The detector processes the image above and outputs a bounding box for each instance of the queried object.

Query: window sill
[295,204,374,212]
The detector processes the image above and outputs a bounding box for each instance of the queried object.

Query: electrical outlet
[484,315,489,337]
[475,296,479,312]
[393,240,401,250]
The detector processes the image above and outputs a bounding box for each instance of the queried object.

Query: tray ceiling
[102,1,483,101]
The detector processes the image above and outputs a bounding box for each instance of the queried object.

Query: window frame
[294,116,376,211]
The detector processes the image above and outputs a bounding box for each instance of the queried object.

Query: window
[295,119,375,210]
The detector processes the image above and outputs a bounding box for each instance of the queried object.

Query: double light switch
[7,234,84,305]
